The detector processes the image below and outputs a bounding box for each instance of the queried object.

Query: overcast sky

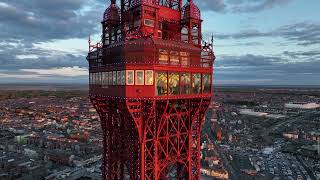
[0,0,319,85]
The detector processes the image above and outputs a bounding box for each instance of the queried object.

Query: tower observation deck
[87,0,215,179]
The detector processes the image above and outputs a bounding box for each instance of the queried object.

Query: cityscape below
[0,84,319,180]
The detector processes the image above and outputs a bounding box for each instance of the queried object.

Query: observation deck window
[136,70,145,85]
[121,71,126,85]
[94,73,99,86]
[202,74,211,93]
[112,71,117,85]
[108,72,112,85]
[180,52,190,66]
[117,71,122,85]
[170,51,179,65]
[192,73,201,94]
[145,70,154,85]
[92,73,95,85]
[89,73,92,85]
[181,73,191,94]
[156,72,168,96]
[102,72,108,87]
[159,49,169,64]
[169,73,180,95]
[126,70,134,85]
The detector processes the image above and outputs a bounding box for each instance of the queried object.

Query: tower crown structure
[87,0,215,179]
[182,0,201,20]
[103,0,120,22]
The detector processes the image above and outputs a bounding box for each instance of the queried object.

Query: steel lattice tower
[87,0,215,179]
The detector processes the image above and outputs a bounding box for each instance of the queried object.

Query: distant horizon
[1,83,320,89]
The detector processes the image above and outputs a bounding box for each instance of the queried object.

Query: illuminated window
[158,30,162,39]
[145,70,154,85]
[156,71,168,96]
[169,73,180,95]
[180,52,190,66]
[181,73,191,94]
[126,70,134,85]
[144,19,155,27]
[116,71,121,85]
[121,71,125,85]
[170,51,179,65]
[192,73,201,94]
[135,70,144,85]
[113,71,117,85]
[159,49,169,64]
[108,72,112,85]
[203,74,211,93]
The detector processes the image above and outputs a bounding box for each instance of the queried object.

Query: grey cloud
[0,42,87,70]
[0,0,104,43]
[214,22,320,46]
[196,0,227,13]
[215,52,320,85]
[194,0,293,13]
[0,0,102,71]
[229,0,293,13]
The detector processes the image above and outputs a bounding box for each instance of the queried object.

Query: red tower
[87,0,215,179]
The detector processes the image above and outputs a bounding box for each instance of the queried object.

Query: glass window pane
[113,71,117,85]
[203,74,211,93]
[181,27,188,43]
[117,71,121,85]
[145,70,154,85]
[126,70,134,85]
[108,72,112,85]
[156,72,168,96]
[135,70,144,85]
[105,72,109,86]
[169,73,180,95]
[181,73,191,94]
[144,19,155,27]
[102,72,106,86]
[170,51,179,65]
[192,27,199,44]
[121,71,125,85]
[100,72,103,85]
[192,73,201,94]
[97,73,100,85]
[159,49,169,64]
[180,52,190,66]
